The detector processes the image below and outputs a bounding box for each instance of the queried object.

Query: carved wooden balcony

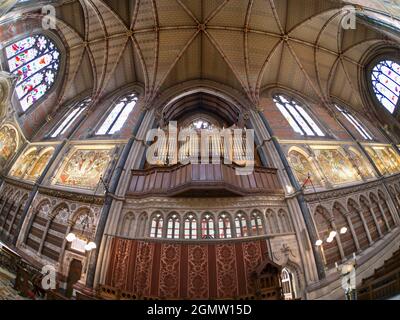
[128,163,283,197]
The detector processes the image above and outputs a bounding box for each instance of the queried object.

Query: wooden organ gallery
[0,0,400,301]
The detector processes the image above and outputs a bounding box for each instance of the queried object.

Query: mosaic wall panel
[366,146,400,175]
[9,147,54,181]
[0,125,18,165]
[105,237,268,299]
[55,149,112,189]
[313,148,360,184]
[288,150,321,186]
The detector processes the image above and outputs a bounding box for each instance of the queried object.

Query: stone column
[368,207,383,238]
[38,220,51,255]
[377,201,391,231]
[359,210,373,245]
[345,214,360,253]
[330,219,345,260]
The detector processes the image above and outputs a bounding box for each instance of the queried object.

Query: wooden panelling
[128,163,283,197]
[104,237,270,299]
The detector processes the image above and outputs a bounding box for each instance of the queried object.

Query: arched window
[371,60,400,113]
[335,105,372,140]
[281,268,296,300]
[235,213,248,237]
[96,93,137,135]
[218,214,232,239]
[191,119,213,130]
[201,214,215,239]
[166,214,180,239]
[149,214,163,238]
[50,98,91,138]
[250,212,264,235]
[5,34,61,111]
[273,95,324,137]
[184,214,197,239]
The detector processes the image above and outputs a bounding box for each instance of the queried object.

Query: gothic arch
[369,192,388,235]
[378,190,396,228]
[347,198,369,250]
[120,212,135,238]
[332,202,356,259]
[359,195,380,242]
[314,205,340,268]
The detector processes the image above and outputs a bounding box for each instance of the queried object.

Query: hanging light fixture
[315,239,323,246]
[340,227,348,234]
[329,230,337,239]
[326,237,334,243]
[66,232,76,242]
[87,241,97,250]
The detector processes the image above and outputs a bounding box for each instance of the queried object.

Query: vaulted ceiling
[6,0,400,115]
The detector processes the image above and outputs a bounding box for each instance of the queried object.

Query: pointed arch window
[235,213,248,238]
[250,212,264,235]
[371,60,400,114]
[273,95,325,137]
[201,214,215,239]
[218,214,232,239]
[50,98,91,138]
[149,214,163,238]
[184,214,197,239]
[5,34,61,111]
[166,214,180,239]
[335,105,372,140]
[96,93,138,135]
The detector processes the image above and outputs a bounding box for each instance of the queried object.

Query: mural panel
[55,149,112,189]
[313,148,360,184]
[0,125,18,166]
[288,150,321,187]
[348,149,375,179]
[366,146,400,175]
[10,147,54,181]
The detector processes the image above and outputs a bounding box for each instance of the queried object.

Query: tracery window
[50,98,91,138]
[5,34,61,111]
[218,214,232,239]
[190,119,213,130]
[335,105,372,140]
[201,214,215,239]
[166,214,180,239]
[250,212,264,235]
[273,95,325,137]
[371,60,400,113]
[149,214,163,238]
[96,93,137,135]
[184,214,197,239]
[235,213,248,237]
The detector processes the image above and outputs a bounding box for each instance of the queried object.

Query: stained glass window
[273,95,325,137]
[50,98,91,138]
[218,214,232,239]
[235,213,248,237]
[184,214,197,239]
[149,214,163,238]
[371,60,400,114]
[166,214,180,239]
[96,93,137,135]
[250,212,264,235]
[335,105,372,140]
[5,35,61,111]
[201,214,215,239]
